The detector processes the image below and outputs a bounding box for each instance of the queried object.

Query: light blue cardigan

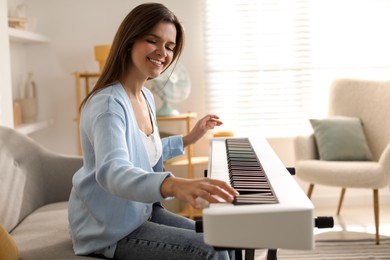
[68,82,184,256]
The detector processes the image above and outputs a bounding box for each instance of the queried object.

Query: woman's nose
[156,46,167,57]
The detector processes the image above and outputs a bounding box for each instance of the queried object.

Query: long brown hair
[80,3,185,111]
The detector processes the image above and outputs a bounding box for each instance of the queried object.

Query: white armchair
[294,78,390,244]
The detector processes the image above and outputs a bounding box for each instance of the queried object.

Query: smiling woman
[68,3,236,260]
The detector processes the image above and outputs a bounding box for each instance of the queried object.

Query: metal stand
[245,249,256,260]
[234,248,277,260]
[267,249,277,260]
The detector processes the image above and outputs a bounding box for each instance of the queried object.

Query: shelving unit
[157,113,208,178]
[8,28,52,135]
[157,113,208,219]
[0,2,54,134]
[8,27,50,43]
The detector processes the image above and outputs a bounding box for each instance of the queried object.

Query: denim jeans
[113,203,234,260]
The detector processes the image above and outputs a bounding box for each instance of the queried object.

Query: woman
[68,3,238,260]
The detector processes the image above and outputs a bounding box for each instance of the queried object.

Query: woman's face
[130,21,177,80]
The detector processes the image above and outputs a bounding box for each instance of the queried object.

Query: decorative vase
[19,72,38,123]
[19,98,38,123]
[13,101,22,126]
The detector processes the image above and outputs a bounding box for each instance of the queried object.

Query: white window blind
[203,0,390,137]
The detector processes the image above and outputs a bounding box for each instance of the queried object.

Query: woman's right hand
[160,177,239,209]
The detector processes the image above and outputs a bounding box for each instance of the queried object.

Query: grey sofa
[0,126,100,259]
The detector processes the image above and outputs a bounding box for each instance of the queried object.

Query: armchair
[294,78,390,244]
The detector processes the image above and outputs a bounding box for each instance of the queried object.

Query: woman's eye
[146,39,156,44]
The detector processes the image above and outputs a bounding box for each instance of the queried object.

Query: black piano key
[229,158,257,161]
[230,171,265,176]
[230,177,267,182]
[232,181,269,186]
[235,188,272,194]
[229,165,262,169]
[228,163,261,168]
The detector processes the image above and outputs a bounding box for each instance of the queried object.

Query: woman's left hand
[183,114,222,147]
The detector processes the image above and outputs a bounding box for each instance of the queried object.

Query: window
[203,0,390,137]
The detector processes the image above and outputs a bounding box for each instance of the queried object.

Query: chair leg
[337,188,346,215]
[373,189,380,245]
[307,184,314,199]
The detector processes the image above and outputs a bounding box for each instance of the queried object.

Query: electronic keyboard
[201,137,315,251]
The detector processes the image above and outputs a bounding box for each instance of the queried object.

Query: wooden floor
[313,201,390,240]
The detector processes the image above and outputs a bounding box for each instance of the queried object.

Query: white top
[139,127,162,167]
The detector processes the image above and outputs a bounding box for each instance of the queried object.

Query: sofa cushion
[0,224,19,260]
[295,160,382,188]
[10,202,100,260]
[310,116,373,161]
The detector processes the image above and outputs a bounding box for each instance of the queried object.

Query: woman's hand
[183,114,223,147]
[160,177,239,209]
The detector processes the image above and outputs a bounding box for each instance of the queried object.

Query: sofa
[0,125,100,259]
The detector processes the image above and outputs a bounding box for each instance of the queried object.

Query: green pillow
[310,116,373,161]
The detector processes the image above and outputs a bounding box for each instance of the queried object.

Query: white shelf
[16,118,54,135]
[8,27,50,43]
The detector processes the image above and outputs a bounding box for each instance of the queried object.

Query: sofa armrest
[294,134,319,161]
[41,151,83,204]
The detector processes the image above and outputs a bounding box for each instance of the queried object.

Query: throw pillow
[0,224,19,260]
[310,116,373,161]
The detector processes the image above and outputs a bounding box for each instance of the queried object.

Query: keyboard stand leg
[237,248,277,260]
[235,249,242,260]
[244,249,255,260]
[267,249,277,260]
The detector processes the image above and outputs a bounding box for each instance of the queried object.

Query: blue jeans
[113,203,234,260]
